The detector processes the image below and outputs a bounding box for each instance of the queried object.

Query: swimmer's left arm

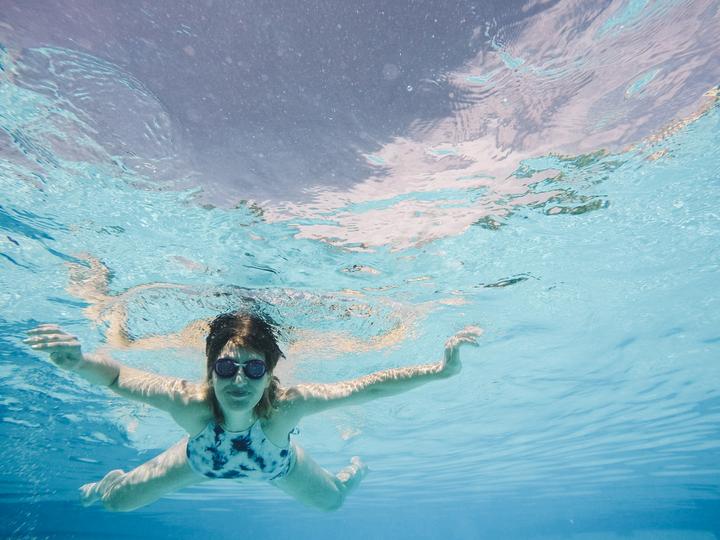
[284,326,482,418]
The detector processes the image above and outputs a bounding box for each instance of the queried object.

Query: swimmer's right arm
[24,325,207,424]
[24,324,120,385]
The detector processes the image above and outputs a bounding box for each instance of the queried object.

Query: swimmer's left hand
[440,326,483,377]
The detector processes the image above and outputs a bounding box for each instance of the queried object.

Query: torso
[175,388,300,448]
[185,419,297,481]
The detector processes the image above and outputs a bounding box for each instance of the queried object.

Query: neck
[221,408,256,432]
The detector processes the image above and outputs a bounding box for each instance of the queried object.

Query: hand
[441,326,483,377]
[24,324,84,371]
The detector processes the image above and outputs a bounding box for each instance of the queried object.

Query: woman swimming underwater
[24,311,481,512]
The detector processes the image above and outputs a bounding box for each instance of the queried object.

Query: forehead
[219,342,264,360]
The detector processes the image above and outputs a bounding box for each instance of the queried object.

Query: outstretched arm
[284,326,482,419]
[24,324,208,429]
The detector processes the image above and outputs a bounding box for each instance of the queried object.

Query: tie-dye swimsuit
[186,420,297,481]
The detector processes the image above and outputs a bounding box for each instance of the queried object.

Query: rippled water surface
[1,1,720,538]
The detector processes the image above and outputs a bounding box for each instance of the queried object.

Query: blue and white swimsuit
[186,420,297,481]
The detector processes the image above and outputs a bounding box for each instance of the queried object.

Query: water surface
[1,1,719,538]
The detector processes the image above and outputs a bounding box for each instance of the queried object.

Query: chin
[222,395,259,409]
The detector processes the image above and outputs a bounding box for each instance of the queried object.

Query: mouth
[226,388,249,397]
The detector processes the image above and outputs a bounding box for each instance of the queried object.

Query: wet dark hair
[205,311,284,421]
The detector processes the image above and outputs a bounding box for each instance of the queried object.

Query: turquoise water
[2,1,720,538]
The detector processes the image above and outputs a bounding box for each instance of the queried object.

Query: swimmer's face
[211,343,270,414]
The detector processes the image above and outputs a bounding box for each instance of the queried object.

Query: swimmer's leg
[66,254,127,342]
[271,445,367,512]
[96,316,208,352]
[80,438,207,512]
[66,253,111,304]
[101,302,132,348]
[65,253,205,351]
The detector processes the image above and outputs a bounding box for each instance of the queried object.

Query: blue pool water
[1,1,719,538]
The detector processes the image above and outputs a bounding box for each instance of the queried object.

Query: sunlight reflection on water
[1,1,720,538]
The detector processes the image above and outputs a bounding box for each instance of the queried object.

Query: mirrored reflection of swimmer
[65,254,422,358]
[24,313,481,511]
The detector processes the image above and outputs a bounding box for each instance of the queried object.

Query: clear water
[2,1,720,538]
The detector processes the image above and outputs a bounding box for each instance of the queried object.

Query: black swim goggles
[213,357,267,380]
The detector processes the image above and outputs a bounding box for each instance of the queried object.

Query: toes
[101,470,125,488]
[79,482,99,507]
[337,457,367,490]
[350,456,368,475]
[78,470,124,507]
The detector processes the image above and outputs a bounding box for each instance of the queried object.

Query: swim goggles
[213,357,267,380]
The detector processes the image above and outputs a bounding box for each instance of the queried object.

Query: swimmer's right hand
[24,324,84,371]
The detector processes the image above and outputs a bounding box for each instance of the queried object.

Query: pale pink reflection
[265,0,720,251]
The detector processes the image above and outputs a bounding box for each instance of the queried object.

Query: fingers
[445,326,483,350]
[26,324,62,335]
[24,325,80,349]
[457,325,484,339]
[456,336,480,347]
[26,324,75,338]
[455,325,484,343]
[25,338,80,349]
[28,340,81,350]
[24,334,73,344]
[24,325,83,370]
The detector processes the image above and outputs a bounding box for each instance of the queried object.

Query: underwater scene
[1,1,719,538]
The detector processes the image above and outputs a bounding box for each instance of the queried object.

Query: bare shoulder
[272,383,329,409]
[276,383,328,401]
[170,382,214,436]
[273,385,303,411]
[268,383,339,425]
[269,385,308,424]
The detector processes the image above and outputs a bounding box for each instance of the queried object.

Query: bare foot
[79,469,124,507]
[336,456,368,494]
